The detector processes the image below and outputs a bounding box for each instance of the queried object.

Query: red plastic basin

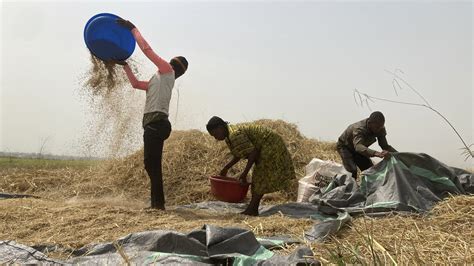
[209,176,249,203]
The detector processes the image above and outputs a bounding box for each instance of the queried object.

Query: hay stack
[93,119,339,205]
[0,119,337,204]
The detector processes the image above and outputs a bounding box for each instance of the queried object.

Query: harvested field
[1,120,472,264]
[0,195,471,264]
[0,197,313,256]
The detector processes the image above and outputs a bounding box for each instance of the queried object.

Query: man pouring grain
[337,111,397,179]
[111,18,189,210]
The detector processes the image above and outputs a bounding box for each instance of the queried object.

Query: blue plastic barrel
[83,13,136,61]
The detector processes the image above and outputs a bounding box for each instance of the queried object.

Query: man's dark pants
[143,120,171,209]
[337,146,373,179]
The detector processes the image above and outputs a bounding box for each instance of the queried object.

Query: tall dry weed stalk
[354,69,473,160]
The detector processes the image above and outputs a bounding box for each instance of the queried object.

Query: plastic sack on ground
[297,158,351,203]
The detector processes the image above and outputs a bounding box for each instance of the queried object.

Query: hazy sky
[1,1,473,168]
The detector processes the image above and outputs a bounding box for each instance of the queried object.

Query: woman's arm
[130,28,173,74]
[239,149,259,183]
[123,64,148,91]
[220,157,240,176]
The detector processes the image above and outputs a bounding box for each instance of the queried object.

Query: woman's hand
[116,18,136,30]
[219,167,229,177]
[220,157,240,177]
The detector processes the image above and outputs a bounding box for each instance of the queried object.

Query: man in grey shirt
[115,19,188,209]
[337,111,397,179]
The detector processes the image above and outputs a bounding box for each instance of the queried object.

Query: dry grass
[98,119,339,204]
[310,195,474,264]
[0,197,313,259]
[0,195,471,264]
[0,119,339,205]
[1,120,472,264]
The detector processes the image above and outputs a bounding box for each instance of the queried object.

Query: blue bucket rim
[84,13,129,60]
[83,12,121,41]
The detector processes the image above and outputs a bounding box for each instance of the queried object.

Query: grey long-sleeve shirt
[337,118,397,157]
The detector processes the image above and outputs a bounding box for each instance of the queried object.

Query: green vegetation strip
[0,157,99,169]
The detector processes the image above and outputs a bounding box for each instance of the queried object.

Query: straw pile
[93,119,333,201]
[89,119,339,204]
[1,119,337,204]
[0,168,88,199]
